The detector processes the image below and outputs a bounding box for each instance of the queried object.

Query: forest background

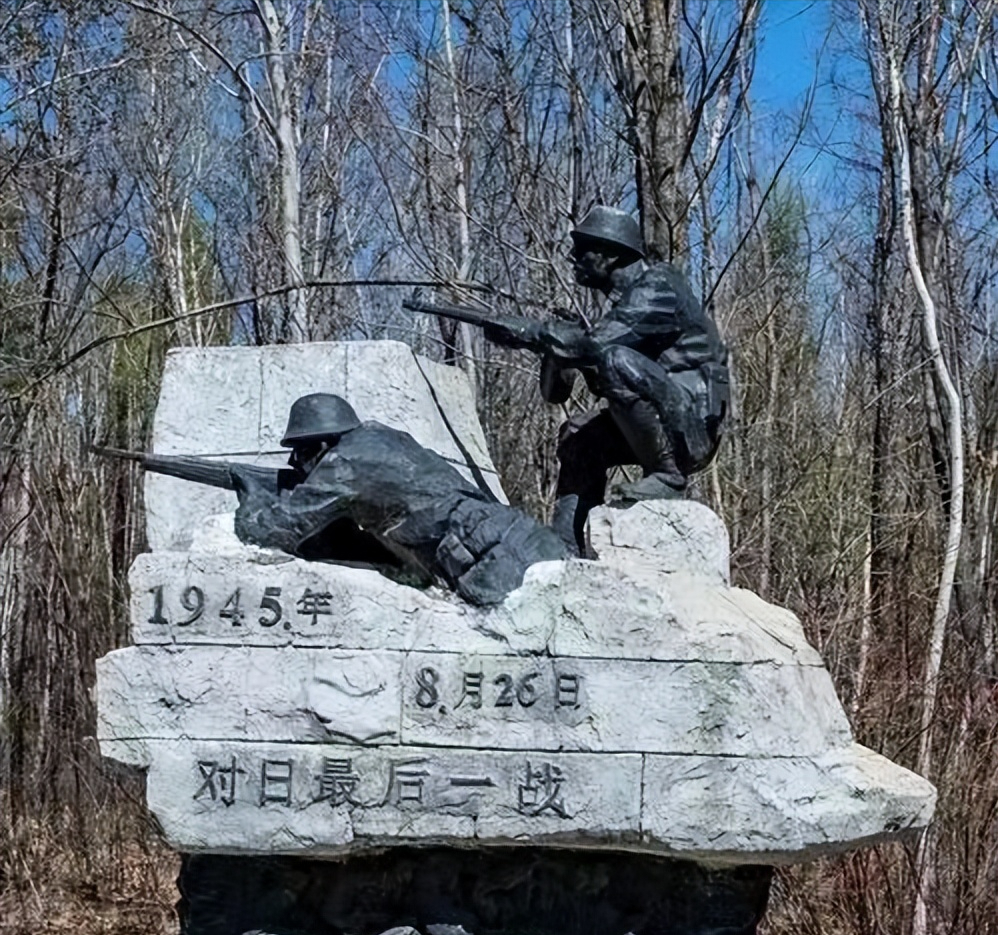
[1,0,997,933]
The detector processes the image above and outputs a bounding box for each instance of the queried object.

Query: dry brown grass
[0,801,178,935]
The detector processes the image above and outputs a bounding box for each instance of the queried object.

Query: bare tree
[859,2,997,932]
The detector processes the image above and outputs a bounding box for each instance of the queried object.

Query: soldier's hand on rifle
[482,320,542,351]
[229,464,274,502]
[534,319,599,366]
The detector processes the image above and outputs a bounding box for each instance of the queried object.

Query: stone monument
[96,340,936,935]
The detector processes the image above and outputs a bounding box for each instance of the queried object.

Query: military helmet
[280,393,360,447]
[571,206,644,260]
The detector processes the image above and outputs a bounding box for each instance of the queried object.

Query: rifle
[403,297,603,401]
[402,298,549,353]
[93,447,297,495]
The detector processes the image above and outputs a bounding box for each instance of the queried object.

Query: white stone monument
[97,341,935,867]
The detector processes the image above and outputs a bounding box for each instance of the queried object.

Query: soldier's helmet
[280,393,361,447]
[571,206,644,261]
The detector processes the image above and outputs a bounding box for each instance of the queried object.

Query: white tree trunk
[259,0,307,340]
[441,0,476,379]
[888,46,964,935]
[889,47,964,790]
[980,466,997,672]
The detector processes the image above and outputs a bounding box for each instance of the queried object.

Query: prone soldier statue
[405,205,729,552]
[98,394,569,605]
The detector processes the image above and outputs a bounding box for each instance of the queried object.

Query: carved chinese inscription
[144,582,340,634]
[384,759,430,805]
[317,758,361,806]
[557,673,581,707]
[194,756,245,806]
[459,671,484,709]
[408,663,583,713]
[296,588,333,626]
[518,761,570,818]
[260,759,294,805]
[186,749,577,821]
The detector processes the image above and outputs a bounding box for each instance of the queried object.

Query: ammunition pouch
[700,361,730,432]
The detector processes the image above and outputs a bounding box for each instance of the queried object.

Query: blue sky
[755,0,830,109]
[751,0,857,200]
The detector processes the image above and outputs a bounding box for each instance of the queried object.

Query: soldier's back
[305,421,486,547]
[609,263,725,372]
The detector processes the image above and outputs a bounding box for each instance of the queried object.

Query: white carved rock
[98,500,935,865]
[145,341,504,551]
[100,341,935,866]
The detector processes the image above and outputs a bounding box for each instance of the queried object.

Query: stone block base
[178,848,773,935]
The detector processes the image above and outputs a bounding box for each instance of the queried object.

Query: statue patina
[406,206,729,552]
[104,394,570,605]
[232,393,570,604]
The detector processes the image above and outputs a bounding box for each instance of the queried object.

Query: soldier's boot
[606,396,688,503]
[610,466,686,504]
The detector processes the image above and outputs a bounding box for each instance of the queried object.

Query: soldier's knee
[598,345,665,398]
[598,344,636,376]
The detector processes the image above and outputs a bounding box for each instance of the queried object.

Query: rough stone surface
[99,340,935,870]
[145,341,504,551]
[97,643,849,756]
[128,520,822,667]
[98,499,935,866]
[588,499,730,585]
[100,740,643,852]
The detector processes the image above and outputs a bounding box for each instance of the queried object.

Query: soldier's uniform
[546,208,729,550]
[233,394,569,605]
[555,262,729,501]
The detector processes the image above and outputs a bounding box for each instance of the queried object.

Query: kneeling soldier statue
[406,205,730,553]
[550,206,729,550]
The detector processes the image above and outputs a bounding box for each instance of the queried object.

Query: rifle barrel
[402,299,493,328]
[93,447,237,490]
[94,447,296,494]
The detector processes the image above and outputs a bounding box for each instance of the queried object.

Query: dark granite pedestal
[178,848,772,935]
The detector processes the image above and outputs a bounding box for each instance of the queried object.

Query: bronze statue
[101,394,570,605]
[407,206,729,552]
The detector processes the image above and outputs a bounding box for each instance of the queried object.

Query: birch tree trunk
[887,28,964,935]
[258,0,308,340]
[441,0,477,375]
